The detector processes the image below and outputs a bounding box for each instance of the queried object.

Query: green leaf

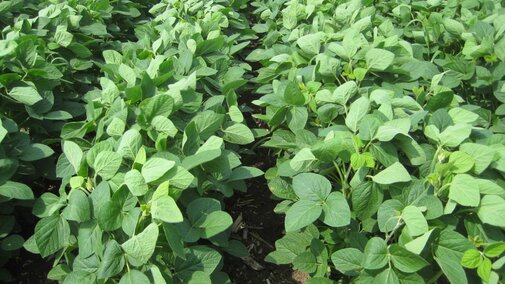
[435,257,468,284]
[477,195,505,227]
[321,192,351,227]
[345,97,370,132]
[119,270,150,284]
[97,200,123,231]
[198,211,233,238]
[35,215,70,257]
[292,173,331,201]
[366,48,395,71]
[284,81,305,106]
[401,205,428,237]
[122,223,159,266]
[477,258,492,282]
[293,251,317,273]
[1,234,24,251]
[449,174,480,207]
[389,244,428,273]
[439,124,472,148]
[93,151,122,180]
[296,33,321,55]
[290,147,317,171]
[449,151,474,173]
[0,181,33,200]
[119,64,136,87]
[141,157,175,183]
[152,116,177,137]
[484,243,505,258]
[375,268,399,284]
[62,189,90,222]
[117,129,143,160]
[97,240,125,279]
[285,200,322,232]
[124,170,148,196]
[375,119,411,142]
[331,248,363,276]
[151,194,183,223]
[426,91,454,112]
[223,124,254,145]
[372,162,411,184]
[8,86,43,105]
[363,237,388,270]
[18,143,54,162]
[378,200,404,233]
[460,143,496,174]
[460,249,483,268]
[63,141,82,173]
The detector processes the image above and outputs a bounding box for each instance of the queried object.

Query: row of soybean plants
[247,0,505,283]
[1,0,265,283]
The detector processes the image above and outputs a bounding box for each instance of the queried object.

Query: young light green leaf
[345,97,370,132]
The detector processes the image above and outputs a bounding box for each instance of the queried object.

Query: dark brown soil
[223,176,299,284]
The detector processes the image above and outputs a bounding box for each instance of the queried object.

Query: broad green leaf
[151,194,183,223]
[62,189,90,222]
[460,143,496,174]
[389,244,428,273]
[439,124,472,148]
[117,129,143,160]
[401,205,428,237]
[477,195,505,227]
[449,151,474,173]
[375,268,399,284]
[460,249,483,268]
[334,81,358,105]
[366,48,395,71]
[292,173,331,201]
[97,240,125,279]
[35,215,70,257]
[119,270,150,284]
[345,97,370,132]
[290,148,317,171]
[119,64,136,87]
[293,251,317,273]
[321,192,351,227]
[0,181,34,200]
[477,258,492,282]
[223,124,254,145]
[63,141,82,173]
[375,119,411,142]
[141,157,175,183]
[18,143,54,162]
[297,33,321,55]
[199,211,233,238]
[363,237,388,270]
[8,86,43,106]
[124,170,149,196]
[449,174,480,207]
[284,81,305,106]
[435,257,468,284]
[484,243,505,258]
[331,248,363,276]
[93,151,122,180]
[122,223,159,266]
[285,200,322,232]
[372,162,411,184]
